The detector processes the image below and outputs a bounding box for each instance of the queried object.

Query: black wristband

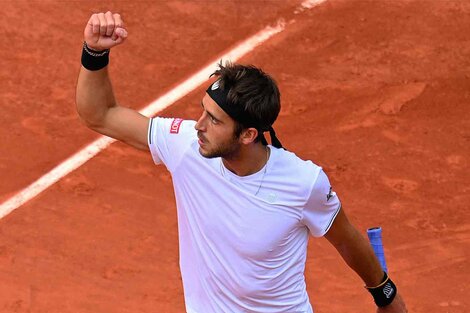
[365,272,397,307]
[81,42,110,71]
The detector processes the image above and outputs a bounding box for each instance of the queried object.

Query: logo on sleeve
[170,118,183,134]
[326,187,336,201]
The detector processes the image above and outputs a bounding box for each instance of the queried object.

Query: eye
[209,115,218,124]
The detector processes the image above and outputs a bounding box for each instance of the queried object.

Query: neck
[222,143,269,176]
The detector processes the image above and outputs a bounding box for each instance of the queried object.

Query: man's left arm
[324,208,408,312]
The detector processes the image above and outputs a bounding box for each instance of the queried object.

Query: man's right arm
[76,12,149,151]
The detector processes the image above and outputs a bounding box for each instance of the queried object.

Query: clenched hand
[84,11,127,51]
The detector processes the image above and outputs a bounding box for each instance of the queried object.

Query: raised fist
[84,11,127,51]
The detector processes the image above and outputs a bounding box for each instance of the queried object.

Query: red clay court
[0,1,468,312]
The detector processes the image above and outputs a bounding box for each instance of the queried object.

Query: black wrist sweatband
[365,272,397,307]
[81,42,110,71]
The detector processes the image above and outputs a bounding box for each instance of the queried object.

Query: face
[194,93,241,159]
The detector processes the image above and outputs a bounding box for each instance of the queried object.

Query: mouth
[197,132,206,145]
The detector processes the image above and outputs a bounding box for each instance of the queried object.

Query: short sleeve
[147,117,197,171]
[301,169,341,237]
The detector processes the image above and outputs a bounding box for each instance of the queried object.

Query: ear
[239,127,259,145]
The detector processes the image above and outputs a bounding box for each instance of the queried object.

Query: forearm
[76,66,117,128]
[325,210,384,287]
[334,225,384,287]
[325,210,407,311]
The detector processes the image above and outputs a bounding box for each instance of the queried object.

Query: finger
[113,13,125,28]
[113,27,128,43]
[104,11,115,36]
[111,30,118,41]
[89,14,100,34]
[111,13,124,40]
[116,28,128,38]
[97,12,107,36]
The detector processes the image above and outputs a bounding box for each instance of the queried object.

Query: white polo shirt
[148,117,341,313]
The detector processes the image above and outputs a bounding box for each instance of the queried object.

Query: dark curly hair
[210,61,281,142]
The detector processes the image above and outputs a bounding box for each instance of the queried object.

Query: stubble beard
[199,136,241,159]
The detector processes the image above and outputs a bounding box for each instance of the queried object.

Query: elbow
[76,104,104,130]
[76,109,97,129]
[78,115,99,130]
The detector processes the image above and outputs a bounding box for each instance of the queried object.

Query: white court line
[0,0,326,219]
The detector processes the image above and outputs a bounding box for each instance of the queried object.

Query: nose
[195,112,206,132]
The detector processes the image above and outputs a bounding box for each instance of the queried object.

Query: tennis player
[76,12,407,313]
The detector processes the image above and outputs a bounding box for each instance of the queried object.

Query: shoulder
[148,117,198,169]
[268,147,322,198]
[271,147,321,177]
[149,117,197,146]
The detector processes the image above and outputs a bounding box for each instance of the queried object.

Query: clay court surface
[0,0,469,312]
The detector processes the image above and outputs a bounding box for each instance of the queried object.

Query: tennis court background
[0,1,468,312]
